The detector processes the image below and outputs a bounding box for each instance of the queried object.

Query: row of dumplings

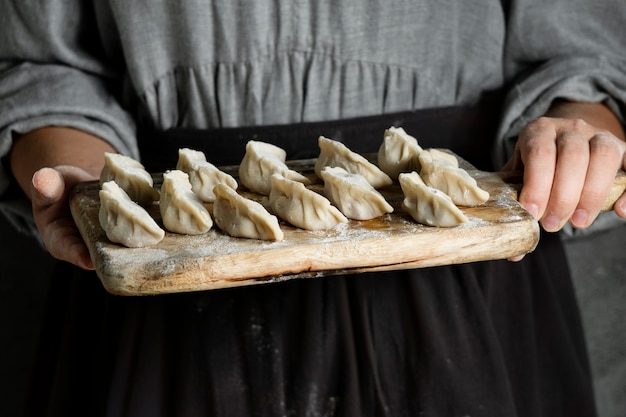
[97,126,489,248]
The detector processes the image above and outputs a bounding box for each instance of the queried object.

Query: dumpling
[320,166,393,220]
[99,180,165,247]
[314,136,392,189]
[424,148,459,168]
[398,172,468,227]
[269,174,348,230]
[100,152,160,206]
[176,148,238,202]
[159,170,213,235]
[239,140,311,195]
[418,150,489,207]
[377,126,423,179]
[212,183,284,241]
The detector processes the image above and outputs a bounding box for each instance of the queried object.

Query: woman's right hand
[9,127,118,270]
[30,166,97,270]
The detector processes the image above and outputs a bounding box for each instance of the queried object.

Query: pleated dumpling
[399,172,468,227]
[269,174,348,230]
[239,140,311,195]
[377,126,423,179]
[159,170,213,235]
[213,183,284,241]
[314,136,393,189]
[418,150,489,207]
[99,180,165,247]
[320,166,393,220]
[100,152,159,206]
[176,148,238,202]
[424,148,459,168]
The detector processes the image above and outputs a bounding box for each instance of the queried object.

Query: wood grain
[70,154,575,296]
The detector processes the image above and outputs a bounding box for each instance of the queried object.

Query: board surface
[71,155,541,295]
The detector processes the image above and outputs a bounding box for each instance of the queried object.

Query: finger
[615,193,626,219]
[516,118,558,221]
[31,167,95,270]
[31,167,65,207]
[54,164,99,187]
[507,254,525,262]
[502,147,523,172]
[46,217,95,270]
[541,129,590,232]
[571,132,625,228]
[31,168,67,237]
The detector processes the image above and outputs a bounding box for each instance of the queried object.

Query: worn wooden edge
[602,169,626,211]
[89,218,540,296]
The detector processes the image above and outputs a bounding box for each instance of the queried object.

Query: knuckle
[554,133,576,150]
[528,116,554,131]
[520,117,552,139]
[590,133,622,159]
[555,132,591,163]
[567,117,590,133]
[549,195,579,215]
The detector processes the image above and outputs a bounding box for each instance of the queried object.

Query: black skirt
[25,107,597,417]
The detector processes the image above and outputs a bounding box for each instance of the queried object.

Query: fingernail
[542,214,560,232]
[571,209,589,228]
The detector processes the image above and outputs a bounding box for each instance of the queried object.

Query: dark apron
[27,107,597,417]
[139,105,498,173]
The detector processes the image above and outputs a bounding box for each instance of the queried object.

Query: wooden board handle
[602,170,626,212]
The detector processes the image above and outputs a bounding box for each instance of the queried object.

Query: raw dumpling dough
[418,150,489,207]
[212,183,284,241]
[176,148,238,202]
[160,170,213,235]
[100,152,159,206]
[320,166,393,220]
[239,140,311,195]
[377,126,423,179]
[314,136,393,189]
[269,174,348,230]
[99,180,165,247]
[424,148,459,168]
[398,172,468,227]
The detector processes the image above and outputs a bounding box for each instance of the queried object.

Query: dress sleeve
[0,0,138,236]
[494,0,626,167]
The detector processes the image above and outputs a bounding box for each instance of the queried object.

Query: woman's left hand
[504,103,626,233]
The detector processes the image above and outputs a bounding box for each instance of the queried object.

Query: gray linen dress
[1,1,625,416]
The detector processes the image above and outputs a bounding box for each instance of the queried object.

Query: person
[1,0,625,416]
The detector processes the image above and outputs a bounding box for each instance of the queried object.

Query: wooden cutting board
[70,154,626,296]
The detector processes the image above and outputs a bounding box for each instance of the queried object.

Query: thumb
[31,165,98,205]
[31,167,66,207]
[30,166,96,270]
